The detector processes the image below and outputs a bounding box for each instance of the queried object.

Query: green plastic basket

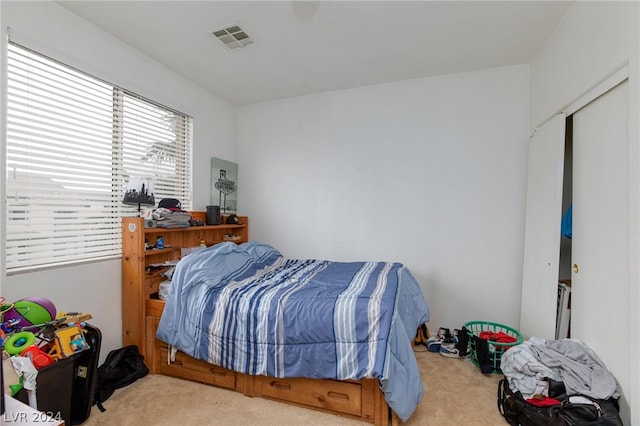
[463,320,524,374]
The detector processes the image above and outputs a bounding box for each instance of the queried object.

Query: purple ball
[3,297,57,328]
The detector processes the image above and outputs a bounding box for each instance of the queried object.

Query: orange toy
[21,345,54,369]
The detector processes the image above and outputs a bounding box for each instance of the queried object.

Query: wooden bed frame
[122,215,399,426]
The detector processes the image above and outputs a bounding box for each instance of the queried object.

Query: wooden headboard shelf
[121,213,249,353]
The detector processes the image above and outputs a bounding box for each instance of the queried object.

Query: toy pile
[0,296,92,403]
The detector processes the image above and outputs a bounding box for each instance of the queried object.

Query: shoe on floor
[440,342,460,358]
[436,327,450,340]
[437,327,459,344]
[413,323,429,346]
[427,336,442,353]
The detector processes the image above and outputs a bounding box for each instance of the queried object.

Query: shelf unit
[121,214,249,358]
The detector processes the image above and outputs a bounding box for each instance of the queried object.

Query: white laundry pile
[501,336,620,401]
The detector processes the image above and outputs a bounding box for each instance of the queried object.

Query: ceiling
[57,1,574,106]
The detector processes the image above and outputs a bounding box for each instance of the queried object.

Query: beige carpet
[81,348,505,425]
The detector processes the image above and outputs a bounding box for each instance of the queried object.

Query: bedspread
[157,241,430,421]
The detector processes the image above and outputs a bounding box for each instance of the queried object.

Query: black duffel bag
[497,378,623,426]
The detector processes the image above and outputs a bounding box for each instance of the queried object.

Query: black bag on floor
[93,345,149,412]
[497,378,623,426]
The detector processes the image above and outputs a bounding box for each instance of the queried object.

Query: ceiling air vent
[210,24,254,50]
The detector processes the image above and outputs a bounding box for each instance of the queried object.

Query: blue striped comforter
[156,241,430,421]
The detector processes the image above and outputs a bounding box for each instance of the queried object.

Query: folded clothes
[156,222,189,228]
[154,209,192,228]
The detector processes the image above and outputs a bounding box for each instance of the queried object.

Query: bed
[153,241,429,424]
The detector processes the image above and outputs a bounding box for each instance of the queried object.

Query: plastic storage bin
[15,324,101,425]
[463,320,523,373]
[15,351,77,424]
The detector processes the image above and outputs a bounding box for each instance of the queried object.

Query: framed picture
[123,178,155,206]
[211,157,238,214]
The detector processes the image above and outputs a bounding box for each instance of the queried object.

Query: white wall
[530,1,635,130]
[529,2,639,424]
[0,1,236,361]
[236,65,530,334]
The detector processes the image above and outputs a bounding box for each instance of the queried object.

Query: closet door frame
[520,65,629,341]
[519,113,566,340]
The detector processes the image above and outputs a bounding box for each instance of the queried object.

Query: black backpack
[498,378,623,426]
[94,345,149,412]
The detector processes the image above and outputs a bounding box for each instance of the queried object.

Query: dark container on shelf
[206,205,220,225]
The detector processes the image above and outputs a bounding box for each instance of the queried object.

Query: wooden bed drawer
[259,376,362,417]
[157,344,236,390]
[144,315,389,424]
[147,313,236,390]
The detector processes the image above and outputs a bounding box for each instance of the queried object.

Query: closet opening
[556,116,572,339]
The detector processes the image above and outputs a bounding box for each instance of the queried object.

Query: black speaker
[206,205,220,225]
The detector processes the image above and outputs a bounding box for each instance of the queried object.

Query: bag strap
[497,378,516,417]
[497,378,522,426]
[497,378,506,416]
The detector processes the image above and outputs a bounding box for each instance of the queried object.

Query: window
[6,42,193,273]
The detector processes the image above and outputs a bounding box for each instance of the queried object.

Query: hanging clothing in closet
[561,204,572,239]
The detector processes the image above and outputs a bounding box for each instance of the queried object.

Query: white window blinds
[6,42,193,273]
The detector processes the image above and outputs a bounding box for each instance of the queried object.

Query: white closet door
[571,80,628,387]
[520,113,566,339]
